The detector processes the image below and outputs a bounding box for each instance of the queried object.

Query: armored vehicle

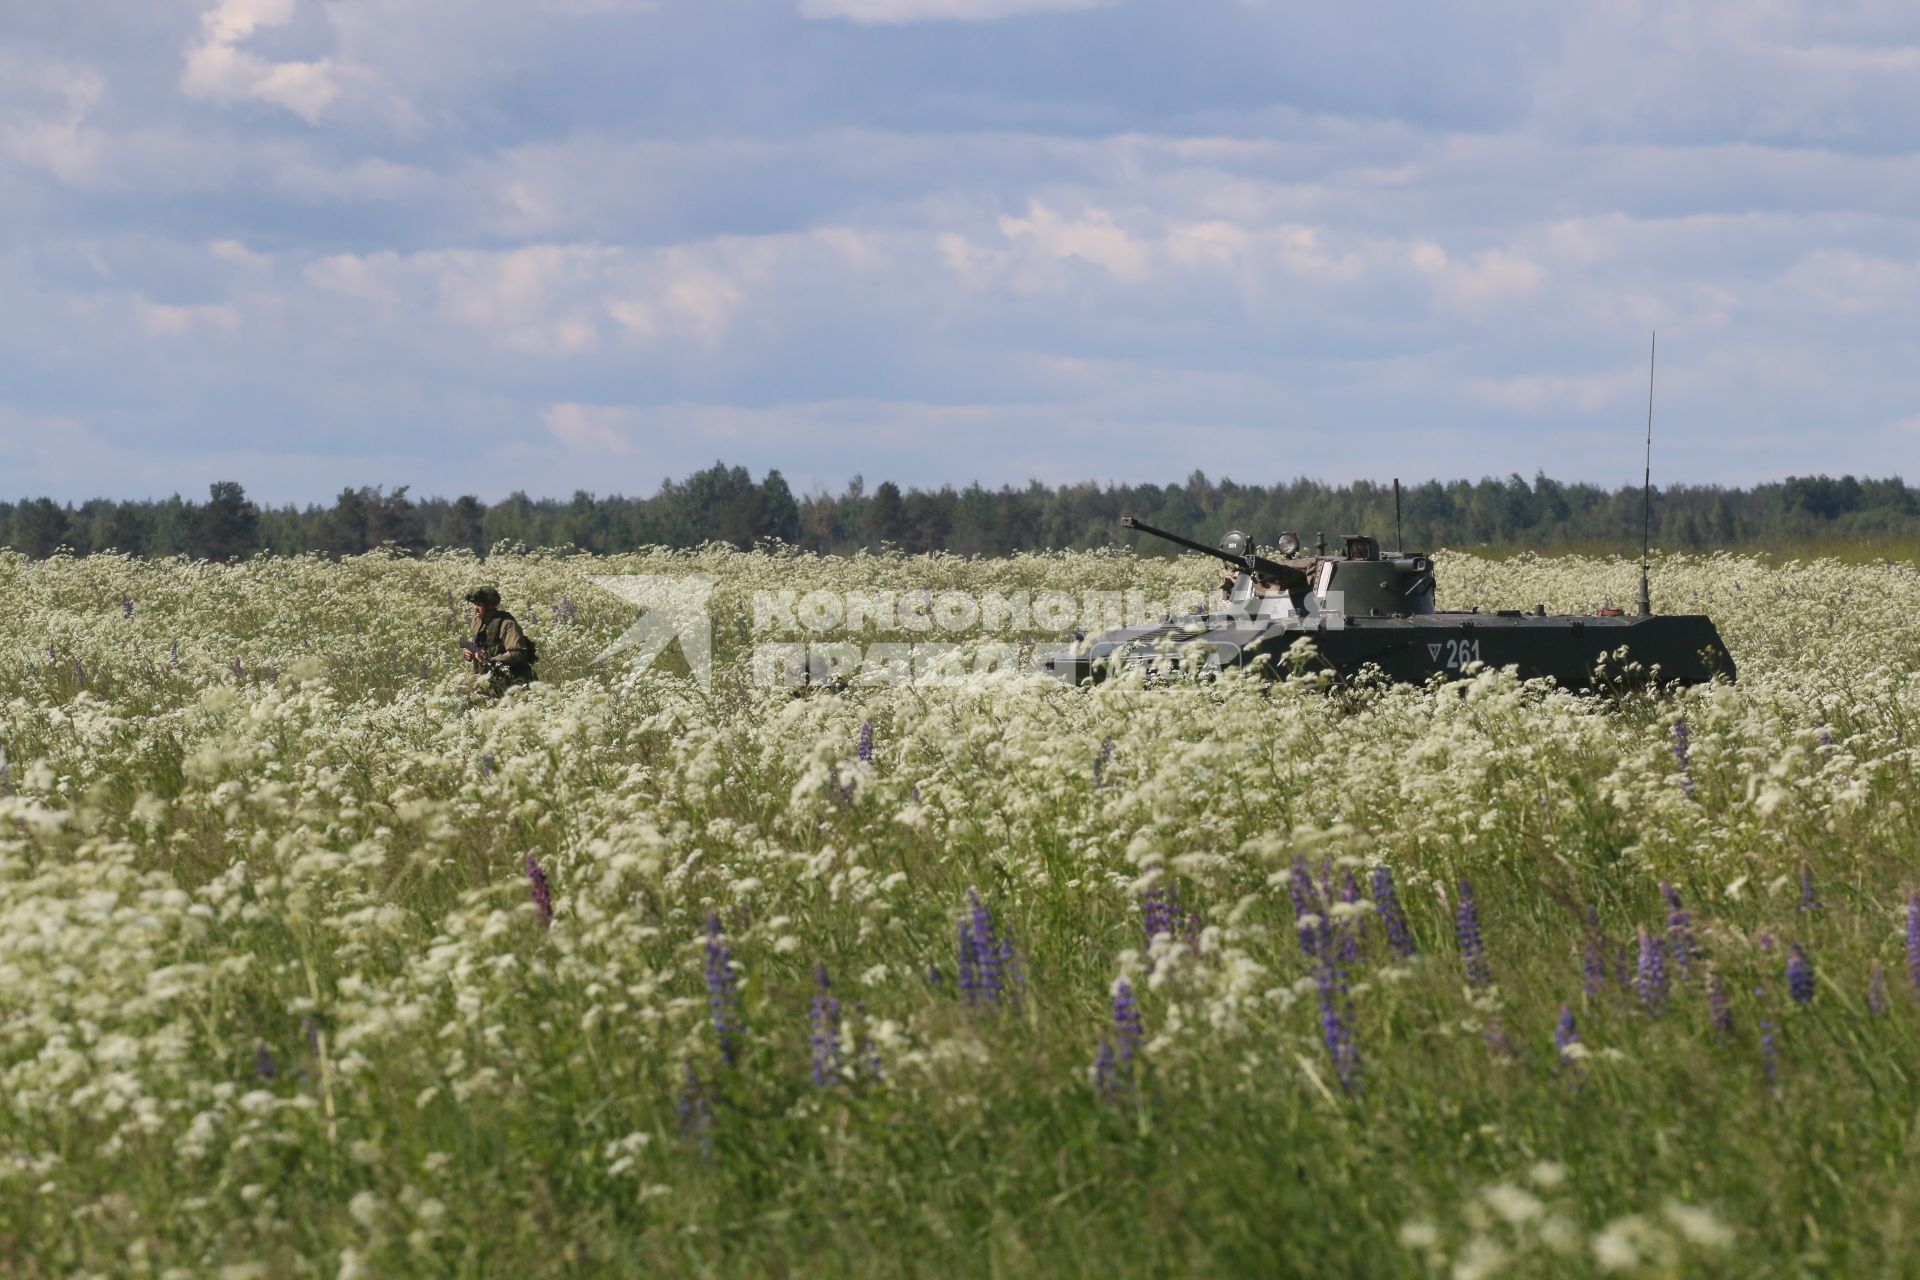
[1045,517,1735,689]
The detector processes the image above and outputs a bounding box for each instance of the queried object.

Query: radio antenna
[1637,332,1656,618]
[1393,477,1403,553]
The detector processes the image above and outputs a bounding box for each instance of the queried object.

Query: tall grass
[0,545,1914,1276]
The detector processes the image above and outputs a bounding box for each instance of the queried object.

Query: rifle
[460,641,499,671]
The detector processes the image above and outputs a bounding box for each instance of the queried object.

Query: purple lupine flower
[254,1041,277,1080]
[1636,926,1668,1014]
[1817,723,1833,760]
[705,913,744,1066]
[857,719,874,763]
[1092,1038,1118,1100]
[1371,865,1415,959]
[958,888,1015,1006]
[1662,883,1694,977]
[1140,880,1195,960]
[1909,891,1920,994]
[1142,882,1173,945]
[523,854,554,929]
[558,596,579,622]
[1554,1004,1579,1065]
[232,656,244,681]
[1290,859,1321,959]
[1787,945,1815,1006]
[302,1017,320,1055]
[910,782,922,804]
[1092,735,1115,787]
[1671,720,1695,799]
[1869,962,1889,1015]
[120,594,133,619]
[1317,953,1360,1093]
[810,963,843,1087]
[923,963,942,987]
[479,755,495,780]
[1112,979,1144,1069]
[72,659,86,688]
[0,761,11,795]
[1455,879,1490,989]
[1799,869,1820,914]
[419,658,431,679]
[169,642,179,669]
[1758,992,1778,1093]
[956,916,977,998]
[1338,869,1363,967]
[1707,973,1734,1039]
[1583,908,1607,997]
[1755,929,1777,954]
[1583,937,1607,996]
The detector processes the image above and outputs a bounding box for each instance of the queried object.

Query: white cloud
[1778,248,1920,317]
[605,260,746,347]
[1463,368,1641,414]
[998,202,1152,281]
[1410,243,1547,315]
[297,240,764,357]
[133,296,240,337]
[798,0,1110,23]
[543,403,637,454]
[181,0,342,123]
[210,239,273,270]
[0,64,107,185]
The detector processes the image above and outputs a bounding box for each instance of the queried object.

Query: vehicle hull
[1045,612,1736,689]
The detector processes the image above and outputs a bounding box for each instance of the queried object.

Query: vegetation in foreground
[1,545,1917,1277]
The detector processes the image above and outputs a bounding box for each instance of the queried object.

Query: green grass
[0,545,1914,1276]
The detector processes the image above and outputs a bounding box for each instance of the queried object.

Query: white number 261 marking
[1436,638,1481,670]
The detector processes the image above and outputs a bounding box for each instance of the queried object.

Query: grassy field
[2,545,1917,1277]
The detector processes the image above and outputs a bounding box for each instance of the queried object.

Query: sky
[3,0,1918,504]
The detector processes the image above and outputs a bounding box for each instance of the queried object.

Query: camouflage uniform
[468,608,537,695]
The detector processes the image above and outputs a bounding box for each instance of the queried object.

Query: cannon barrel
[1121,516,1311,594]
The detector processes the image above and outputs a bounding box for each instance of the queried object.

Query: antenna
[1637,332,1656,618]
[1393,477,1403,553]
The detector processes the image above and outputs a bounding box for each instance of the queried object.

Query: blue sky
[3,0,1918,503]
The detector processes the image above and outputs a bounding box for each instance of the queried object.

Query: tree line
[4,467,1916,560]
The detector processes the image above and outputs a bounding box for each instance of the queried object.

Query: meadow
[1,543,1917,1278]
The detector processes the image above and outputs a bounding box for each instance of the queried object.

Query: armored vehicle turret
[1045,516,1735,689]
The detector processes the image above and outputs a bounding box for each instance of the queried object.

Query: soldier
[462,586,537,694]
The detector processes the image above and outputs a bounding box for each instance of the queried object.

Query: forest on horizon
[4,466,1916,561]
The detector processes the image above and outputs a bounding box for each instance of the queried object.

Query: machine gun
[460,641,498,671]
[1121,515,1312,605]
